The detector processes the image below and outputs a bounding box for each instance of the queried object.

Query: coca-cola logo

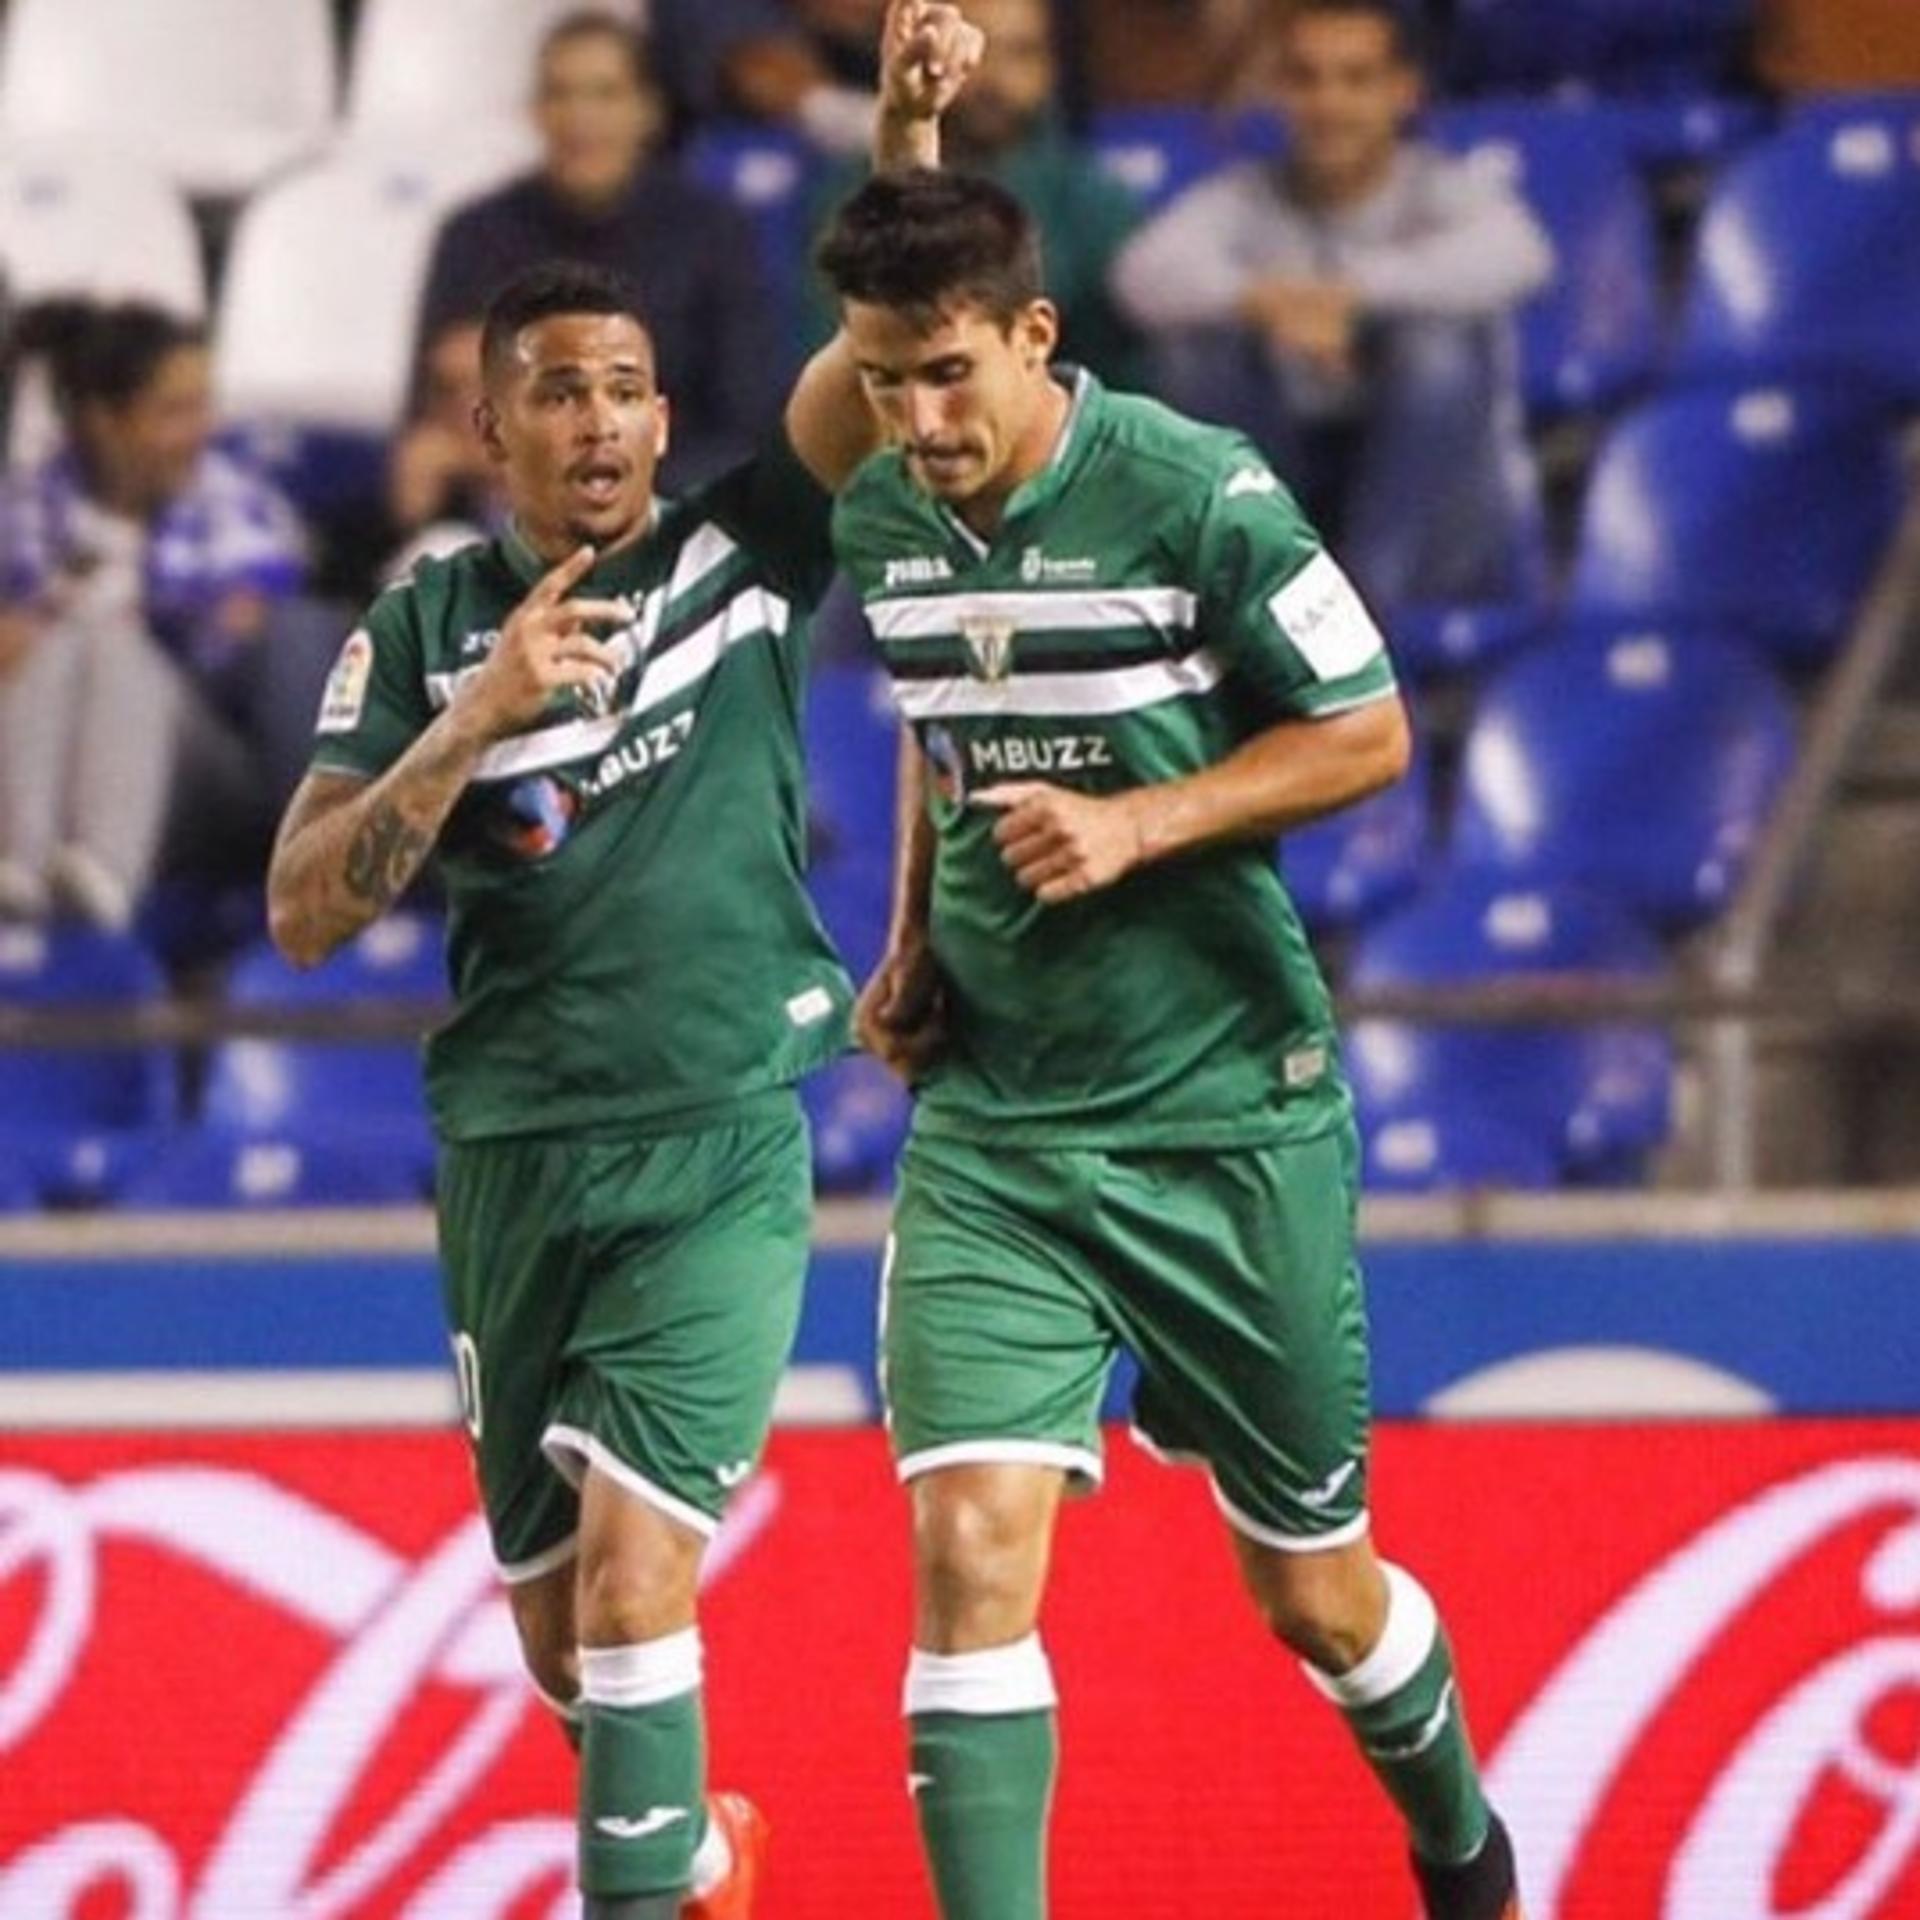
[7,1432,1920,1917]
[0,1462,779,1917]
[1487,1456,1920,1917]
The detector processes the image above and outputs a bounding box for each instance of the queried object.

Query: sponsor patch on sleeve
[315,629,373,734]
[1266,552,1384,682]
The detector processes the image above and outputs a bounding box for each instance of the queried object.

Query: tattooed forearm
[268,704,492,968]
[343,801,433,909]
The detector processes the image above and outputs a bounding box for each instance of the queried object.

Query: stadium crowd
[0,0,1916,1202]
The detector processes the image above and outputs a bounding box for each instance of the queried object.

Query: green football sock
[578,1632,707,1900]
[1304,1564,1491,1866]
[906,1636,1059,1920]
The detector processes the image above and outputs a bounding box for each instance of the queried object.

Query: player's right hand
[459,544,633,740]
[857,938,948,1084]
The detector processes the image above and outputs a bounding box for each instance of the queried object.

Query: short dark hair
[1281,0,1425,66]
[538,7,651,90]
[14,299,205,419]
[815,170,1045,330]
[479,262,652,381]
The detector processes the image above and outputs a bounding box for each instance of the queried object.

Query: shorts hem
[497,1530,581,1586]
[896,1438,1104,1487]
[1126,1422,1210,1469]
[542,1423,722,1540]
[1213,1484,1370,1554]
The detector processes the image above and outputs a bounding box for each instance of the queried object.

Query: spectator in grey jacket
[1111,0,1553,612]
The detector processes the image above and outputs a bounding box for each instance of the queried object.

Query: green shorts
[436,1094,811,1582]
[883,1124,1373,1550]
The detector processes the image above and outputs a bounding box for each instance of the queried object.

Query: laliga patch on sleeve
[1266,552,1384,682]
[316,629,374,734]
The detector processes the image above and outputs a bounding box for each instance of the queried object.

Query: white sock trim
[689,1805,732,1897]
[904,1634,1057,1717]
[1302,1562,1439,1709]
[580,1628,704,1709]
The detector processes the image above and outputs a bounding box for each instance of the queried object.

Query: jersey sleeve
[1192,451,1397,720]
[692,427,837,611]
[306,588,432,782]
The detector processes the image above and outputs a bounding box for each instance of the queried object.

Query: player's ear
[1015,300,1060,371]
[652,392,670,461]
[475,397,506,465]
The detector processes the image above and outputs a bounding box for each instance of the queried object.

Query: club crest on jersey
[959,614,1016,683]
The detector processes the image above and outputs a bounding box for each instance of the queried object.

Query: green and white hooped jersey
[833,370,1397,1149]
[310,434,853,1144]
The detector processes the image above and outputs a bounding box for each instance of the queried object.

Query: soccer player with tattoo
[818,168,1525,1920]
[264,12,982,1916]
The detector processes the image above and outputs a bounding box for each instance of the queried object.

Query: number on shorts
[451,1332,484,1440]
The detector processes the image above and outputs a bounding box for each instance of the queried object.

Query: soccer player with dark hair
[819,166,1524,1920]
[266,12,982,1917]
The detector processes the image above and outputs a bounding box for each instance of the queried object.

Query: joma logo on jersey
[884,555,954,589]
[460,628,502,658]
[970,734,1113,776]
[580,710,696,799]
[959,615,1016,682]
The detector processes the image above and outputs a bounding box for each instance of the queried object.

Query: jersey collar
[498,500,664,596]
[933,365,1098,559]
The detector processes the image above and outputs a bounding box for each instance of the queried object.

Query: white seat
[215,152,477,433]
[0,0,337,197]
[0,144,206,315]
[347,0,626,136]
[335,121,544,208]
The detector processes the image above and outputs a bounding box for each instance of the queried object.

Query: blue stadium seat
[1361,1111,1561,1193]
[1387,604,1544,681]
[0,925,175,1207]
[1452,627,1796,930]
[805,658,899,980]
[682,122,822,350]
[0,1157,40,1214]
[801,1051,910,1194]
[134,914,445,1207]
[1567,386,1905,667]
[808,851,891,985]
[1425,102,1662,417]
[1675,116,1920,407]
[1281,735,1432,934]
[118,1131,426,1210]
[1089,107,1241,211]
[1788,91,1920,134]
[1601,93,1769,170]
[1346,875,1673,1185]
[806,660,899,867]
[1448,0,1754,96]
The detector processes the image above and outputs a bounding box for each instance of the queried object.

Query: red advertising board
[3,1421,1919,1916]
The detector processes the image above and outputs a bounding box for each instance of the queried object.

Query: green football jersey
[832,370,1397,1148]
[311,434,853,1143]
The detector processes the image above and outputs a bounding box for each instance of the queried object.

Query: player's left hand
[976,782,1147,904]
[880,0,986,124]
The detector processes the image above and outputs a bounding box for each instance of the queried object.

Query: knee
[914,1485,1047,1643]
[508,1581,580,1709]
[576,1521,704,1647]
[1243,1547,1388,1675]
